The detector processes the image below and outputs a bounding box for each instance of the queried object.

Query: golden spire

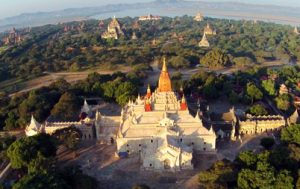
[182,94,186,103]
[162,57,167,72]
[147,84,151,93]
[158,57,172,92]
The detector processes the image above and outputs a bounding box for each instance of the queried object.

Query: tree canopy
[200,48,231,68]
[7,134,56,171]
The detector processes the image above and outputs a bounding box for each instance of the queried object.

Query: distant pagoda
[139,14,161,21]
[132,20,141,30]
[194,12,204,22]
[132,32,138,40]
[199,33,210,47]
[2,27,23,45]
[98,20,105,28]
[294,26,299,35]
[101,16,125,40]
[204,23,216,35]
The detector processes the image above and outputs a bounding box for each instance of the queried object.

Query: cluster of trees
[1,16,299,83]
[200,48,231,68]
[248,104,268,116]
[6,133,97,189]
[0,136,16,165]
[0,71,140,131]
[256,66,300,114]
[198,124,300,188]
[186,70,231,99]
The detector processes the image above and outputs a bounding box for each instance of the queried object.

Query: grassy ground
[1,64,132,96]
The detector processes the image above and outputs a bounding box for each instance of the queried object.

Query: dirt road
[7,66,131,97]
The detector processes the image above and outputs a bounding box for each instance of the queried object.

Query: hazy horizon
[0,0,299,20]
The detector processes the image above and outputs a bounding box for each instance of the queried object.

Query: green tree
[115,81,137,106]
[169,56,190,69]
[236,151,257,168]
[248,104,268,116]
[51,92,82,121]
[7,134,57,170]
[281,124,300,145]
[198,160,236,188]
[200,48,231,68]
[101,81,117,100]
[4,112,18,130]
[261,79,276,96]
[13,172,69,189]
[69,62,80,71]
[52,126,82,150]
[49,79,71,93]
[275,94,291,111]
[61,166,98,189]
[246,83,263,104]
[260,137,275,150]
[233,57,254,68]
[228,91,239,104]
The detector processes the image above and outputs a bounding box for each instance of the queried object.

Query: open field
[0,65,132,97]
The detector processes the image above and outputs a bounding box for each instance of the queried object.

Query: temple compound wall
[239,114,286,135]
[44,121,94,140]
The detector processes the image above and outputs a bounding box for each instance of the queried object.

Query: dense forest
[0,16,299,82]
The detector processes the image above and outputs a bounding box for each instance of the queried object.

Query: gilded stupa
[158,58,172,92]
[199,33,210,47]
[204,23,216,35]
[101,16,125,40]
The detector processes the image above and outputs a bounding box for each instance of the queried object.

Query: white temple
[116,58,216,171]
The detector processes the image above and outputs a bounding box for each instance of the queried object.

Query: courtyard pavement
[57,131,275,189]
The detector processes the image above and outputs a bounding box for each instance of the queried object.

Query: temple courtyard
[56,132,276,189]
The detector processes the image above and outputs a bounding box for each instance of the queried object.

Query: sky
[0,0,299,19]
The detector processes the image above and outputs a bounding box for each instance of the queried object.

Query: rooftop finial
[162,57,167,72]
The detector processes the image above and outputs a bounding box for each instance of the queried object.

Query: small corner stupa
[25,115,43,137]
[81,99,92,118]
[199,33,210,47]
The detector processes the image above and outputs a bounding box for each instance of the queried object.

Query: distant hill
[0,0,300,32]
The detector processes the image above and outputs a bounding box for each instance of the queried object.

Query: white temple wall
[180,136,215,151]
[116,137,163,154]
